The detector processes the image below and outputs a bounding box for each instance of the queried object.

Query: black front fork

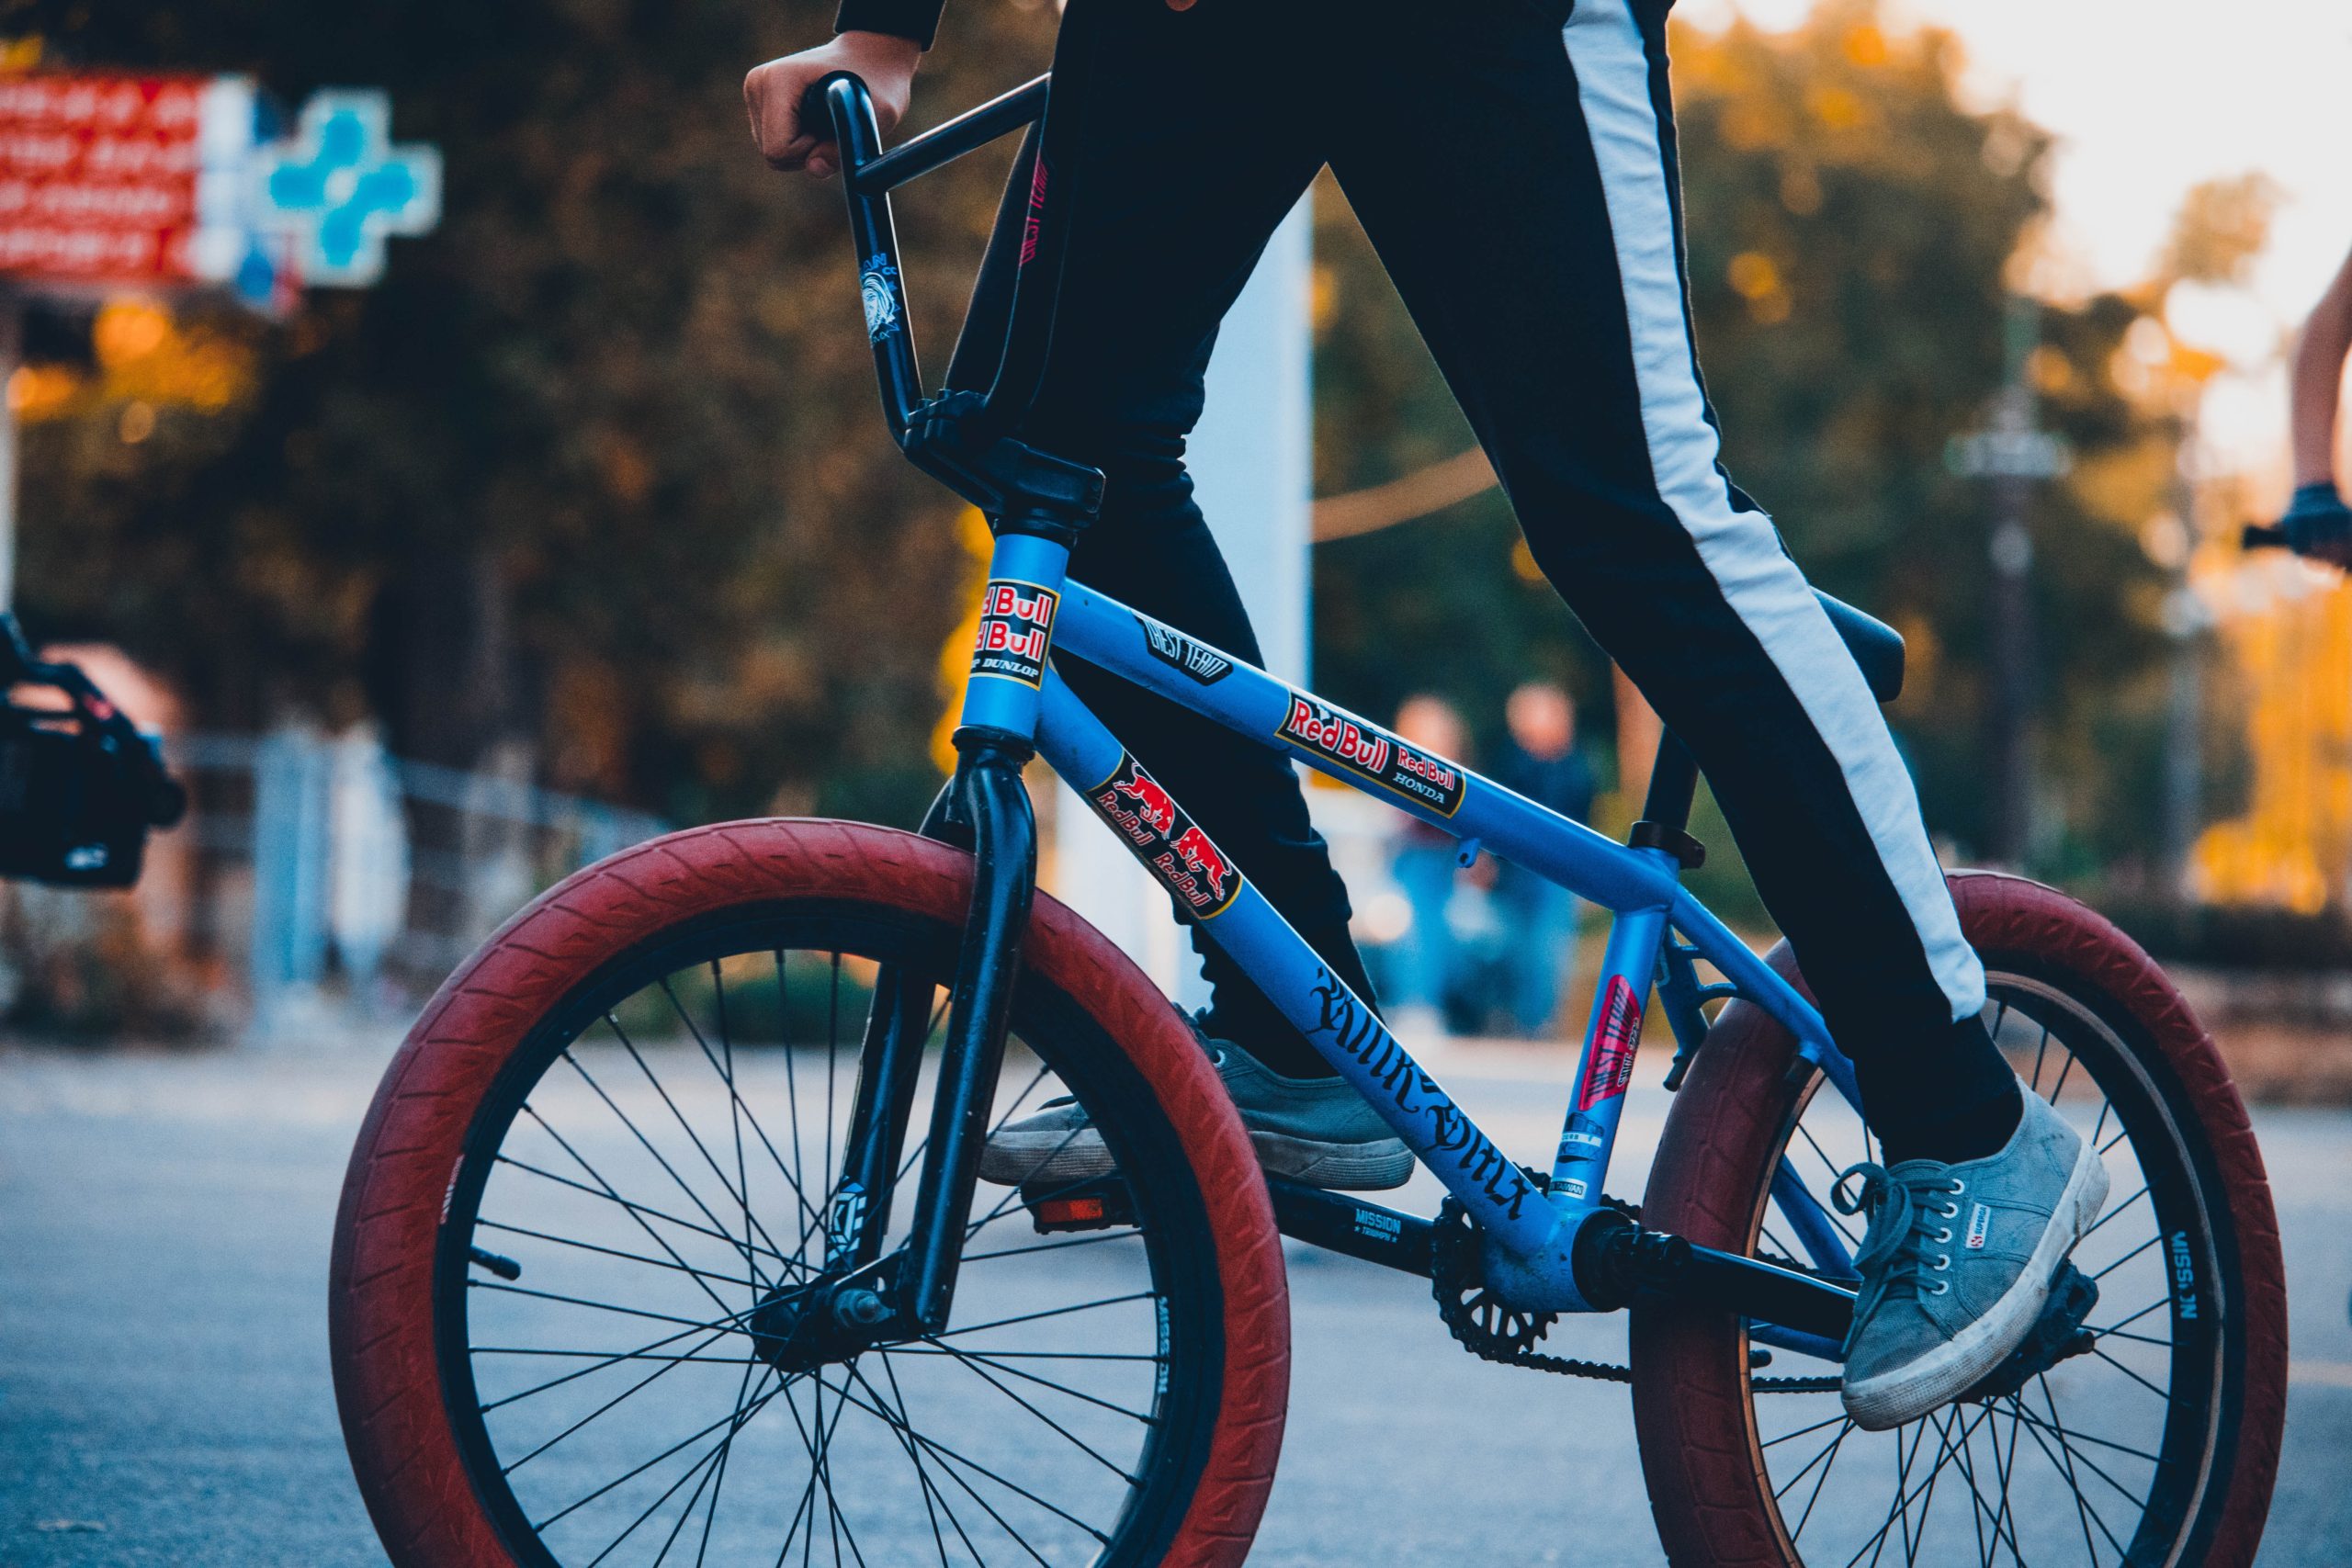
[820,728,1037,1343]
[900,735,1037,1332]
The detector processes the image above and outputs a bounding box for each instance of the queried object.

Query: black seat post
[1631,730,1706,872]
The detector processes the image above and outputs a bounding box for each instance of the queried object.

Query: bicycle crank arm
[1572,1208,1856,1342]
[1265,1177,1435,1278]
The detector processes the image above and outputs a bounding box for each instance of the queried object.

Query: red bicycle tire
[1629,871,2287,1566]
[329,818,1290,1567]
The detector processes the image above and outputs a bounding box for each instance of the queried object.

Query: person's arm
[2278,242,2352,560]
[2291,241,2352,490]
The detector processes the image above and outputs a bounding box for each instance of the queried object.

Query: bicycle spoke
[604,1016,806,1267]
[649,1356,764,1567]
[918,1338,1143,1483]
[875,1347,972,1568]
[962,1226,1142,1265]
[472,1277,752,1333]
[908,1339,1157,1424]
[535,1369,789,1537]
[1787,1416,1851,1540]
[2076,1181,2149,1246]
[2089,1230,2163,1282]
[1760,1409,1851,1450]
[497,1325,739,1469]
[707,961,756,1324]
[475,1218,763,1292]
[478,1312,763,1412]
[492,1153,798,1274]
[512,1104,767,1317]
[838,1364,1053,1568]
[547,1058,776,1301]
[931,1291,1159,1341]
[2086,1294,2168,1338]
[658,972,830,1245]
[832,1366,1110,1548]
[2022,1376,2128,1560]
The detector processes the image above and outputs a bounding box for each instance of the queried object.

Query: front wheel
[330,819,1289,1568]
[1630,871,2287,1566]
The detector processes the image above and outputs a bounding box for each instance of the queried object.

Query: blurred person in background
[1387,693,1470,1042]
[2283,236,2352,562]
[1493,681,1594,1038]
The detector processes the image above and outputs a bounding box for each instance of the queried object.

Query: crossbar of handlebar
[851,75,1048,195]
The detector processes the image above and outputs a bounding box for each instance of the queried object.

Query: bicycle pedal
[1961,1259,2100,1403]
[1023,1174,1136,1234]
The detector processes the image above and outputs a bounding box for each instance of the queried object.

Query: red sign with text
[0,73,225,287]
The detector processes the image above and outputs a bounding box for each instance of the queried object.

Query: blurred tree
[7,0,1056,829]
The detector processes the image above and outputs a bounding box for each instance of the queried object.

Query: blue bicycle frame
[801,19,1865,1359]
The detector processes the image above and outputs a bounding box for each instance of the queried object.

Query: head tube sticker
[1276,694,1466,817]
[1576,975,1644,1111]
[1085,752,1240,918]
[970,580,1059,688]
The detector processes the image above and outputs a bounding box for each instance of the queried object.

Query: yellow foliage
[20,296,258,426]
[1804,85,1868,134]
[1726,251,1781,299]
[932,507,995,775]
[2064,435,2173,530]
[2193,564,2352,911]
[1843,24,1889,68]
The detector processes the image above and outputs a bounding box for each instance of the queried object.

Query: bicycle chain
[1428,1182,1840,1393]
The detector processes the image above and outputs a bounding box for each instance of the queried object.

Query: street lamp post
[1950,297,2070,869]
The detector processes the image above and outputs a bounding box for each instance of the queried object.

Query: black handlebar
[2242,523,2289,550]
[793,4,1110,532]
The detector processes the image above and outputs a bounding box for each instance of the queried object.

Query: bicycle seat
[1815,592,1904,704]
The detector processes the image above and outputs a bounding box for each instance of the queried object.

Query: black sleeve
[836,0,944,50]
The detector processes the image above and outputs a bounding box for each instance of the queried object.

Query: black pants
[949,0,2014,1138]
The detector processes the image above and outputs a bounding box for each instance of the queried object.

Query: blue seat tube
[1549,863,1675,1205]
[956,530,1074,742]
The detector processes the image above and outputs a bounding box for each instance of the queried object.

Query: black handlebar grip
[800,70,866,144]
[2242,523,2289,550]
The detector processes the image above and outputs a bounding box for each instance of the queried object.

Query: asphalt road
[3,1036,2348,1566]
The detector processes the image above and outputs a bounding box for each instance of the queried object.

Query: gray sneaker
[978,1039,1413,1190]
[1835,1087,2109,1431]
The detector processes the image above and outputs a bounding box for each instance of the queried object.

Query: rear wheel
[332,820,1289,1568]
[1631,872,2286,1566]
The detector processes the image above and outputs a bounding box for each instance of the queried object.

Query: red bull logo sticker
[970,579,1059,688]
[1576,975,1644,1111]
[1088,753,1241,918]
[1277,696,1467,817]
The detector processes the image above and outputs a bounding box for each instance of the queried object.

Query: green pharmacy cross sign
[252,91,441,288]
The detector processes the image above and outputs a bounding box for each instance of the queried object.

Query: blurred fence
[160,728,668,1030]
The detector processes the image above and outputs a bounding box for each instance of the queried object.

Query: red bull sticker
[970,579,1059,688]
[1087,752,1241,918]
[1276,695,1467,817]
[1576,975,1644,1111]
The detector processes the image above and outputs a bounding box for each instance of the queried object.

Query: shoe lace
[1833,1161,1959,1301]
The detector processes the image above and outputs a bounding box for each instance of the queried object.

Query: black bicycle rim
[429,902,1225,1567]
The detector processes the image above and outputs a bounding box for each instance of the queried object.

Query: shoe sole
[978,1127,1414,1191]
[1841,1130,2112,1431]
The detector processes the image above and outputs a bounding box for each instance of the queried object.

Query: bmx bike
[331,15,2287,1563]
